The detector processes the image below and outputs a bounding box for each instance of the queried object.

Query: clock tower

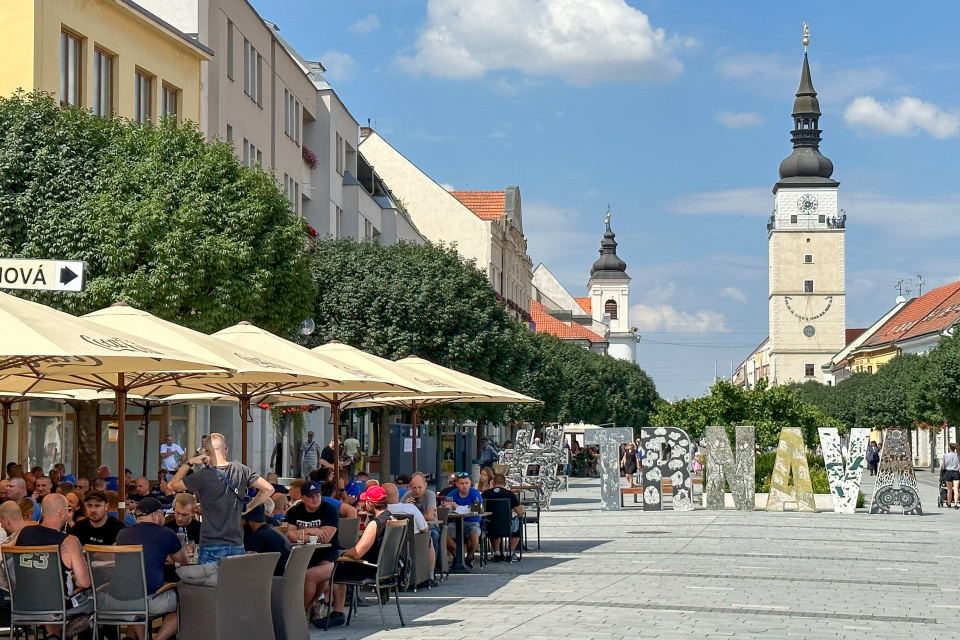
[767,32,846,384]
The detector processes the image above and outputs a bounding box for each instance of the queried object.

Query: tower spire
[590,208,628,280]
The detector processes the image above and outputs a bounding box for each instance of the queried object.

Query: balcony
[767,211,846,231]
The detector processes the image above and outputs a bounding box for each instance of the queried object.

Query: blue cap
[301,480,322,497]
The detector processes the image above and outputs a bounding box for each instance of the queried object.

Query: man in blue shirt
[344,471,367,504]
[115,497,187,640]
[320,481,357,518]
[442,472,483,569]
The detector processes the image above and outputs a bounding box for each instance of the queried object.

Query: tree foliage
[929,332,960,428]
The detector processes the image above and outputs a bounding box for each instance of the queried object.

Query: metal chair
[325,521,407,631]
[1,544,88,640]
[270,545,313,640]
[520,490,541,549]
[86,544,173,640]
[337,517,360,549]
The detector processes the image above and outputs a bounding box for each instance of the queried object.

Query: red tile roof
[449,191,505,221]
[862,280,960,348]
[573,297,592,314]
[530,300,606,343]
[845,328,866,345]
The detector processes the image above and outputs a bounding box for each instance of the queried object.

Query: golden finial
[802,22,810,52]
[605,205,611,226]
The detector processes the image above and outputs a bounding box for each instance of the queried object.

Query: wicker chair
[392,515,432,591]
[436,505,451,580]
[337,517,360,549]
[178,552,280,640]
[270,545,314,640]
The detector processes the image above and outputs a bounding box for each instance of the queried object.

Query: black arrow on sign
[60,265,78,286]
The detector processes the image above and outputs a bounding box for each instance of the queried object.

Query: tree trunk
[377,407,390,481]
[69,400,99,482]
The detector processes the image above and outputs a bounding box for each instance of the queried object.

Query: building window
[818,214,826,223]
[804,254,813,264]
[335,134,344,175]
[284,174,299,213]
[92,49,112,117]
[226,124,233,144]
[604,299,618,320]
[365,219,373,239]
[243,39,261,105]
[243,139,260,168]
[60,30,82,106]
[803,280,814,293]
[335,206,342,238]
[161,84,178,120]
[134,71,152,123]
[805,363,815,377]
[284,89,300,144]
[790,214,798,224]
[226,20,234,80]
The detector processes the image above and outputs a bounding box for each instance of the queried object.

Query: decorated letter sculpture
[765,427,816,512]
[500,427,565,511]
[819,427,869,514]
[639,427,693,511]
[583,426,634,511]
[869,427,922,515]
[704,425,756,510]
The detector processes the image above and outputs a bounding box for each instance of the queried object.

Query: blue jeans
[198,544,245,566]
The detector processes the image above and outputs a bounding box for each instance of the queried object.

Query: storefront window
[26,400,73,474]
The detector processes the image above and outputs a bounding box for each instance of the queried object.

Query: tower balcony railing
[767,212,846,231]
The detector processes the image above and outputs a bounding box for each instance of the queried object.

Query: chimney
[360,118,373,139]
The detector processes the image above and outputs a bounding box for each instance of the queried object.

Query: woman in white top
[942,443,960,509]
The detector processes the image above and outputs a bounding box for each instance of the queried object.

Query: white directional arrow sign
[0,259,87,292]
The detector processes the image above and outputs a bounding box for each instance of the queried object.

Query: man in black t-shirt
[284,480,341,614]
[319,438,336,471]
[243,505,291,576]
[164,493,201,544]
[480,474,523,561]
[71,490,125,546]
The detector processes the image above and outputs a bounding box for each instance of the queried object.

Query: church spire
[776,23,838,189]
[590,208,629,280]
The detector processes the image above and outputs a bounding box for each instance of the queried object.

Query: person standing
[621,443,639,488]
[342,435,361,479]
[300,431,321,478]
[866,442,881,476]
[478,438,498,469]
[168,432,274,565]
[159,435,185,481]
[318,436,336,472]
[943,443,960,509]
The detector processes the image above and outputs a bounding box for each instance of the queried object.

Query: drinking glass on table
[297,527,305,545]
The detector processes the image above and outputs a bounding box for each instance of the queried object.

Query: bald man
[0,500,26,544]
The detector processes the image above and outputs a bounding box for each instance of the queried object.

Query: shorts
[463,521,481,539]
[98,589,176,616]
[944,470,960,482]
[510,516,521,538]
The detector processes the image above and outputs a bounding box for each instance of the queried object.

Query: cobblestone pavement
[312,471,957,640]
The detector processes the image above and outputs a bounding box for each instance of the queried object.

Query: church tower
[588,211,637,362]
[768,26,846,384]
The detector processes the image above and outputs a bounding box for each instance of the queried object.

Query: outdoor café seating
[270,545,314,640]
[392,513,432,591]
[482,498,519,562]
[338,516,360,549]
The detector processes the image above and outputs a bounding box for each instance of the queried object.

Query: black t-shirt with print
[285,501,341,564]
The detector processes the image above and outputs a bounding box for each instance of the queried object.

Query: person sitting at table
[0,500,27,544]
[480,474,523,562]
[97,465,120,493]
[115,497,187,640]
[64,491,83,531]
[16,493,93,638]
[402,472,439,551]
[288,479,304,507]
[242,504,290,576]
[383,483,435,584]
[272,493,289,517]
[71,490,126,546]
[344,471,367,503]
[320,481,357,519]
[284,480,343,624]
[394,474,412,499]
[437,473,458,499]
[443,472,483,570]
[75,477,90,496]
[319,486,395,630]
[265,472,288,495]
[336,468,358,507]
[5,478,40,521]
[164,493,201,544]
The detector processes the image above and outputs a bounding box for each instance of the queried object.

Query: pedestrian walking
[300,431,321,478]
[621,443,639,487]
[942,443,960,509]
[866,441,881,476]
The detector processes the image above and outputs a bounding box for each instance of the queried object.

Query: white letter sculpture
[819,427,869,514]
[704,425,755,511]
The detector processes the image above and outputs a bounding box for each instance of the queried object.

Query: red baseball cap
[359,486,388,503]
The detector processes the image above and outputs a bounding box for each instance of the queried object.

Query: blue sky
[251,0,960,399]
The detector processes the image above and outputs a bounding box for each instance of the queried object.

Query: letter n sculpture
[639,427,693,511]
[583,427,634,511]
[704,425,755,510]
[869,427,922,515]
[765,427,816,512]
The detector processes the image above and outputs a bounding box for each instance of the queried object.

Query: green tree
[929,331,960,441]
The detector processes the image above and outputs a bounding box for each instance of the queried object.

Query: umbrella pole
[117,375,127,519]
[1,400,11,479]
[141,403,152,478]
[332,399,341,485]
[411,404,420,473]
[240,384,249,466]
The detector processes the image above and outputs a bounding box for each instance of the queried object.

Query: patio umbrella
[0,291,229,510]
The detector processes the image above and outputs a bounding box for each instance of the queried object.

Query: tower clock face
[797,194,818,214]
[784,296,833,322]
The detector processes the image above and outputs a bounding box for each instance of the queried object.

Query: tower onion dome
[776,53,838,188]
[590,212,629,279]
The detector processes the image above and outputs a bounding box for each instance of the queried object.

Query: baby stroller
[939,469,948,508]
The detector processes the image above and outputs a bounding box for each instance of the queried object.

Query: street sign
[0,259,86,292]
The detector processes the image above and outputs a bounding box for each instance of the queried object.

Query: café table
[446,511,490,573]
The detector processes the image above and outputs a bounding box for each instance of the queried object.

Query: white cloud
[349,14,380,35]
[629,304,729,334]
[720,287,748,303]
[716,111,765,129]
[396,0,685,87]
[844,96,960,139]
[667,188,769,217]
[320,50,357,83]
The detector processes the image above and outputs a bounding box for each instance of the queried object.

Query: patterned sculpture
[500,427,565,510]
[765,428,816,512]
[639,426,693,511]
[819,427,869,514]
[583,427,634,511]
[704,425,756,511]
[870,427,922,515]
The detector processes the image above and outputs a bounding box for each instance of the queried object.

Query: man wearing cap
[115,497,187,640]
[285,480,343,623]
[242,505,291,576]
[71,490,126,546]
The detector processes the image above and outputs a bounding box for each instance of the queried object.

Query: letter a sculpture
[705,425,756,510]
[765,428,816,512]
[869,427,922,515]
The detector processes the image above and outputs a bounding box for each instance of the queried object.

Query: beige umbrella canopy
[0,292,229,508]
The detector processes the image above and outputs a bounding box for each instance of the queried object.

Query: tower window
[604,299,618,320]
[804,280,814,293]
[818,215,825,223]
[805,363,815,377]
[804,254,813,264]
[790,215,797,223]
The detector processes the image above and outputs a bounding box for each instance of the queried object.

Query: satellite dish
[895,296,905,304]
[300,317,316,336]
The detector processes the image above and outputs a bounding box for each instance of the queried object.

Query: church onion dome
[776,52,838,189]
[590,212,629,280]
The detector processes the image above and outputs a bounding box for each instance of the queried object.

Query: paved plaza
[313,471,959,640]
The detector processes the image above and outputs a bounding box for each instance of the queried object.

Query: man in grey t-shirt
[169,433,273,565]
[402,473,439,548]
